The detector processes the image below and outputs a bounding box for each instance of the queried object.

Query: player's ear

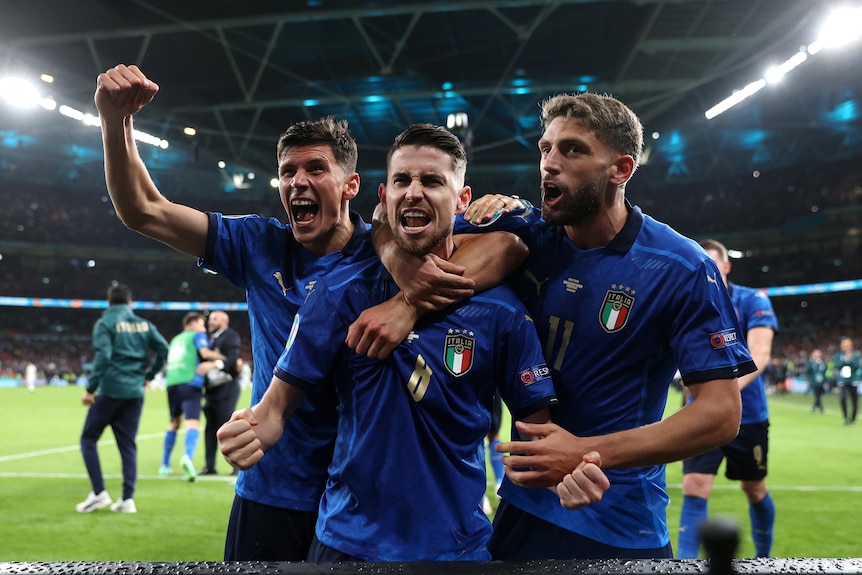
[609,154,635,186]
[378,182,387,207]
[454,185,472,215]
[342,173,360,200]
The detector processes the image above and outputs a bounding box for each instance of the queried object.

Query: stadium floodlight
[58,104,85,121]
[765,51,809,84]
[0,77,41,108]
[704,4,862,120]
[705,79,766,120]
[817,5,862,49]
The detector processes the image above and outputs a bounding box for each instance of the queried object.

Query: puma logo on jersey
[524,270,550,295]
[273,272,293,296]
[706,273,718,286]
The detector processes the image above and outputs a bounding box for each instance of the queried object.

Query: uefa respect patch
[709,329,740,349]
[520,364,551,386]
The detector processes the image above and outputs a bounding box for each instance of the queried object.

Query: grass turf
[1,385,860,561]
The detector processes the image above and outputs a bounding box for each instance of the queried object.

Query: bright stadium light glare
[40,74,54,84]
[817,6,862,48]
[765,51,809,84]
[58,104,84,121]
[82,113,100,127]
[270,177,279,188]
[705,79,766,120]
[39,98,56,110]
[0,77,41,108]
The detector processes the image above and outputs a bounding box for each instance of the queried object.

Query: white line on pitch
[666,483,862,492]
[0,471,236,482]
[0,432,163,463]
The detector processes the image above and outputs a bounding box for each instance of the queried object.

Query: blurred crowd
[1,156,861,384]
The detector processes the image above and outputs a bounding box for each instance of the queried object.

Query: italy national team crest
[444,330,474,377]
[599,289,634,333]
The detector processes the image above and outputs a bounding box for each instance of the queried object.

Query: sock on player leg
[750,491,775,558]
[162,430,177,467]
[185,428,200,459]
[678,495,708,558]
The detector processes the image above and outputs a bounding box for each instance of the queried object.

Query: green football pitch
[0,385,859,561]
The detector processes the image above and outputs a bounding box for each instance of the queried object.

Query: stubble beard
[392,220,452,257]
[542,177,604,227]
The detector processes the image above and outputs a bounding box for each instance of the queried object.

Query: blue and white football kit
[273,257,557,562]
[200,210,374,560]
[456,203,756,557]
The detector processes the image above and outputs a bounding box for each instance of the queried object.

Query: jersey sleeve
[273,279,347,390]
[193,332,211,352]
[198,212,282,288]
[87,321,112,393]
[146,323,170,380]
[672,259,757,385]
[453,202,542,249]
[493,298,557,420]
[742,287,779,333]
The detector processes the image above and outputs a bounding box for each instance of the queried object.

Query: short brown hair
[540,92,644,170]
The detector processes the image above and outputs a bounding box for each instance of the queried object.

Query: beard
[392,220,453,257]
[542,176,605,227]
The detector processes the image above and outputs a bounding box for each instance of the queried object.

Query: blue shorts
[683,421,769,481]
[167,383,203,421]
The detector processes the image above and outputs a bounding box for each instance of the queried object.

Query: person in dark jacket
[76,284,169,514]
[200,310,243,475]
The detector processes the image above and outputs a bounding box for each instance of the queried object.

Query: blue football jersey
[200,211,374,511]
[457,203,756,549]
[274,258,557,561]
[728,283,778,424]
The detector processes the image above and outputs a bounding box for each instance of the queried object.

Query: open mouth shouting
[400,208,430,233]
[541,181,563,206]
[291,198,319,226]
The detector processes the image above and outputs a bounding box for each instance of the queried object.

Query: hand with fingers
[497,420,587,488]
[217,408,265,471]
[346,254,474,359]
[555,451,610,510]
[463,194,526,225]
[94,64,159,123]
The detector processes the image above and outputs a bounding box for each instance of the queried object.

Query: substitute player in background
[678,239,778,558]
[77,284,169,514]
[95,64,528,561]
[161,312,223,482]
[219,124,608,562]
[446,92,753,559]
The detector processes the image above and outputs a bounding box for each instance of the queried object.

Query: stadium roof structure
[1,0,861,214]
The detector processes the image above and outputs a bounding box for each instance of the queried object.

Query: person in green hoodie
[77,284,169,514]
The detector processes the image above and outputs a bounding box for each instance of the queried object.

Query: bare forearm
[584,403,738,469]
[102,116,160,231]
[451,232,528,291]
